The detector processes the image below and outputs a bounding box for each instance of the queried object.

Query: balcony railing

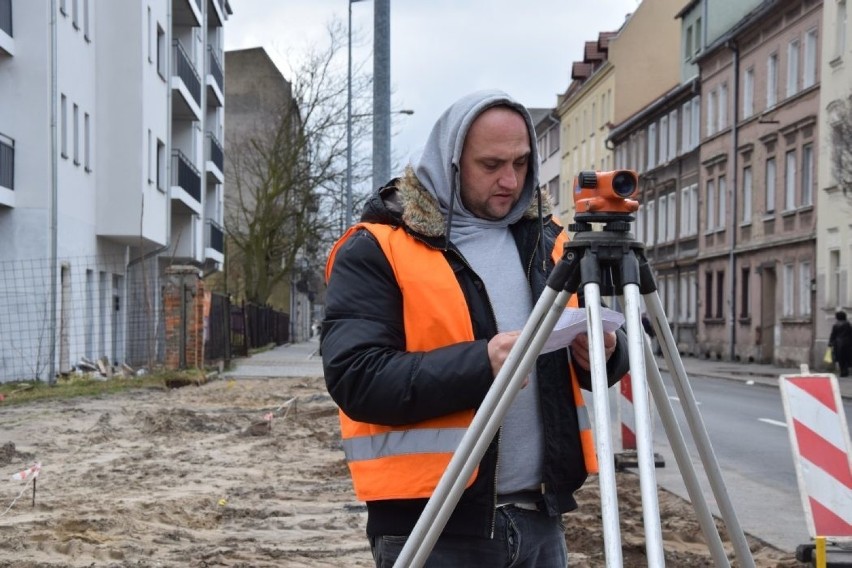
[0,134,13,190]
[172,40,201,108]
[206,132,223,172]
[0,0,11,37]
[206,219,224,254]
[172,149,201,203]
[208,45,223,94]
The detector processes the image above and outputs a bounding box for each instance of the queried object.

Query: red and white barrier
[619,373,636,451]
[10,463,40,483]
[780,373,852,538]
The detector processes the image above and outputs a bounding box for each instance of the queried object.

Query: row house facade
[0,0,230,381]
[696,0,821,365]
[606,0,823,366]
[531,108,563,221]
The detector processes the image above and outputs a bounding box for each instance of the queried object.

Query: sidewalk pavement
[222,337,852,399]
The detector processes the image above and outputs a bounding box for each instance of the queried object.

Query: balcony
[208,0,226,27]
[206,132,223,183]
[206,45,224,107]
[205,219,224,264]
[171,149,202,215]
[0,0,14,57]
[171,40,201,121]
[0,133,13,207]
[172,0,201,27]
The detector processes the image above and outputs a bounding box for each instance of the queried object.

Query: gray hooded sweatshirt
[414,89,546,499]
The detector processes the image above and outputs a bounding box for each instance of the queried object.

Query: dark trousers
[370,505,568,568]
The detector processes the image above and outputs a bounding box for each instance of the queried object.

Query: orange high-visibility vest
[325,222,598,502]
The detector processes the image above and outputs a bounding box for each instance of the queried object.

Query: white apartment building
[0,0,230,382]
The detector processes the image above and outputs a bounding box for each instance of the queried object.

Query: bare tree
[224,21,371,306]
[830,95,852,198]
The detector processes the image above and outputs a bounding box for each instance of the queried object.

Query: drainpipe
[48,0,58,384]
[727,40,740,361]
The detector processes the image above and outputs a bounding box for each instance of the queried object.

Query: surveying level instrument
[394,170,756,568]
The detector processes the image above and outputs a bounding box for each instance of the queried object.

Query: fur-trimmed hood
[361,166,554,240]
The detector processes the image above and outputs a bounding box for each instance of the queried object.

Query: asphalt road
[609,369,852,554]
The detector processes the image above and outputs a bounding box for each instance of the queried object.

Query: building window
[706,179,716,230]
[658,194,668,243]
[668,109,678,160]
[156,24,166,78]
[785,149,796,211]
[681,183,697,236]
[147,7,152,62]
[765,157,776,213]
[691,97,700,147]
[660,116,668,165]
[705,271,713,318]
[682,101,692,152]
[829,249,841,307]
[801,143,814,206]
[83,0,90,40]
[800,261,812,316]
[804,28,818,88]
[61,94,68,159]
[743,68,755,118]
[548,177,559,206]
[60,0,66,15]
[837,0,847,59]
[742,166,753,223]
[707,89,717,136]
[148,129,153,184]
[694,17,702,55]
[647,123,657,169]
[685,25,693,60]
[647,199,656,246]
[72,0,79,29]
[783,263,795,316]
[715,270,724,319]
[767,53,778,108]
[719,83,728,131]
[84,112,90,171]
[718,176,727,230]
[73,103,80,165]
[548,126,559,156]
[667,192,676,241]
[787,39,800,97]
[156,139,166,191]
[741,267,750,318]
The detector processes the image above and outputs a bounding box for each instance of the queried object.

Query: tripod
[394,214,756,568]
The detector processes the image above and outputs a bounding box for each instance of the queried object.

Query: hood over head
[413,89,541,232]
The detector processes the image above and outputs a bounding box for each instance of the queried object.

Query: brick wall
[163,266,205,370]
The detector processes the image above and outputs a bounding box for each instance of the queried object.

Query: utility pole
[372,0,390,189]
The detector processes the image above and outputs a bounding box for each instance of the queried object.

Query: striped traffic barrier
[779,373,852,539]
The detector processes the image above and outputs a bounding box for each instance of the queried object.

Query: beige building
[607,0,683,127]
[556,31,619,224]
[815,0,852,355]
[696,0,822,365]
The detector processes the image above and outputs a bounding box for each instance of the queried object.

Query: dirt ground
[0,376,808,567]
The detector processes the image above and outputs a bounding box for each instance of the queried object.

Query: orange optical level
[572,170,640,219]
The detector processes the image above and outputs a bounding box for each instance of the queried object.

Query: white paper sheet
[540,307,625,354]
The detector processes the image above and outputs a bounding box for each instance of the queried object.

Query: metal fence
[0,255,290,383]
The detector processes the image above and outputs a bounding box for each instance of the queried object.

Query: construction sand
[0,376,805,567]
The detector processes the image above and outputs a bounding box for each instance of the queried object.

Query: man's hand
[570,331,617,371]
[487,331,519,377]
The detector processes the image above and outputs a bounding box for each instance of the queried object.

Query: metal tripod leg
[393,286,573,568]
[643,292,756,568]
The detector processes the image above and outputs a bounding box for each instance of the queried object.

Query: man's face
[459,107,531,220]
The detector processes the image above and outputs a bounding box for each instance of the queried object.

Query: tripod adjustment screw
[605,221,631,232]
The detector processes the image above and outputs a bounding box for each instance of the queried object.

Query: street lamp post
[346,0,366,228]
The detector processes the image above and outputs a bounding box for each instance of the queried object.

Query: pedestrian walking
[829,310,852,377]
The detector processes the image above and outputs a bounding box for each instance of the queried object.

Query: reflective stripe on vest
[326,222,597,501]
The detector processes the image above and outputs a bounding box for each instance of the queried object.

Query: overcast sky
[224,0,641,175]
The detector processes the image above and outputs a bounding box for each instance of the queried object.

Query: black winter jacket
[321,169,629,538]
